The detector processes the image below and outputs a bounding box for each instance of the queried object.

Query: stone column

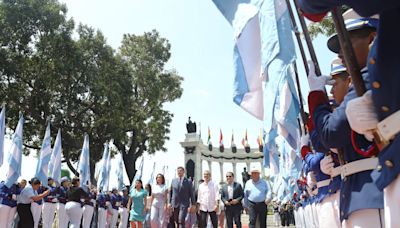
[219,162,224,183]
[208,160,212,174]
[232,162,237,182]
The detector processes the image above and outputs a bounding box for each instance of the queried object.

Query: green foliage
[0,0,183,182]
[307,6,351,39]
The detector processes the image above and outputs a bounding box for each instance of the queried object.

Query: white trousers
[109,208,119,228]
[150,205,166,228]
[82,205,94,228]
[0,204,11,228]
[317,191,341,228]
[8,206,16,228]
[42,202,57,228]
[58,203,69,228]
[31,202,42,228]
[297,207,306,228]
[65,202,83,228]
[304,204,315,228]
[118,208,129,228]
[342,209,384,228]
[311,202,319,227]
[98,208,107,228]
[384,174,400,228]
[273,212,280,226]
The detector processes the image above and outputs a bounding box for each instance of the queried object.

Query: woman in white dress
[150,174,168,228]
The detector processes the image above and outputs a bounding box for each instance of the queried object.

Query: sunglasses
[226,176,232,178]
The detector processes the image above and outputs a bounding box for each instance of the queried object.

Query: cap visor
[327,34,340,53]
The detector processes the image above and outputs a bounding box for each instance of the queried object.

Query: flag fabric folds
[133,157,144,182]
[78,133,90,187]
[5,115,24,188]
[116,152,125,191]
[147,162,156,185]
[49,129,62,183]
[0,106,5,167]
[35,123,52,187]
[97,142,110,192]
[241,129,249,147]
[207,127,212,145]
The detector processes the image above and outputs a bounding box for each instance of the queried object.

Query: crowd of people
[0,165,278,228]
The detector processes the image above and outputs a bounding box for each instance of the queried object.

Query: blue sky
[1,0,336,186]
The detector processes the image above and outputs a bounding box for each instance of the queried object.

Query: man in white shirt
[197,170,219,228]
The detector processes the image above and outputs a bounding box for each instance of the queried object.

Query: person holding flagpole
[66,177,89,228]
[57,177,70,228]
[118,187,130,228]
[0,181,21,228]
[42,177,59,228]
[81,186,96,228]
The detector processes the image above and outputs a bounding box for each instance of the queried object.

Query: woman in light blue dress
[128,180,148,228]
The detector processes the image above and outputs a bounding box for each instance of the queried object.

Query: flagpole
[293,0,321,76]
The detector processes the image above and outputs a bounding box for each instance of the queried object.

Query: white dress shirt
[197,180,219,212]
[227,184,234,200]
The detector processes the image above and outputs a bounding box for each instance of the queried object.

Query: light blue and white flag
[147,162,156,185]
[49,129,62,183]
[78,133,90,187]
[97,142,110,192]
[5,115,24,188]
[116,152,125,191]
[133,157,144,182]
[35,123,52,187]
[0,106,5,167]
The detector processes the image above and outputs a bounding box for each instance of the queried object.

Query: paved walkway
[240,214,296,228]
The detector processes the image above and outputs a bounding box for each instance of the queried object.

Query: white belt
[316,179,331,188]
[340,157,379,178]
[374,109,400,148]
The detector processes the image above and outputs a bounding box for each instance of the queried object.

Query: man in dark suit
[169,166,195,228]
[221,172,244,228]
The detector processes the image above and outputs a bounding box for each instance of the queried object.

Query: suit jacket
[221,182,243,210]
[169,177,195,208]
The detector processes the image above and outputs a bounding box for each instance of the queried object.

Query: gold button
[376,165,382,171]
[381,106,390,112]
[385,160,394,168]
[329,189,332,193]
[369,57,376,65]
[372,81,381,89]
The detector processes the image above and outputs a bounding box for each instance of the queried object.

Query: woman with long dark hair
[16,178,50,228]
[128,180,147,228]
[65,177,88,228]
[150,174,168,228]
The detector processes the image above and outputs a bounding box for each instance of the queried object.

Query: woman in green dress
[128,180,148,228]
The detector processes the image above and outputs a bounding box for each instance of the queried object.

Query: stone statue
[186,116,197,133]
[242,167,250,187]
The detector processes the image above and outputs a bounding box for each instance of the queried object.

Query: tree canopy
[0,0,183,183]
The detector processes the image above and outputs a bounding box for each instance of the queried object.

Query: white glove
[307,60,335,92]
[116,202,121,207]
[12,194,17,201]
[105,201,111,206]
[52,198,58,203]
[345,90,378,141]
[306,171,317,189]
[301,134,310,146]
[330,148,338,154]
[90,199,96,206]
[320,155,334,176]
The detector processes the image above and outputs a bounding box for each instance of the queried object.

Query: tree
[307,6,350,39]
[114,30,183,183]
[0,0,183,184]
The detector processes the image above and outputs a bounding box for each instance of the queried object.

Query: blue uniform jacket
[308,71,383,221]
[58,186,68,204]
[83,191,95,207]
[0,182,20,207]
[110,193,120,210]
[298,0,400,194]
[43,186,58,203]
[121,195,129,208]
[97,193,108,209]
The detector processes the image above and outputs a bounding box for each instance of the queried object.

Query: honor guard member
[0,181,20,228]
[119,187,129,228]
[109,188,121,228]
[97,190,109,228]
[82,187,96,228]
[58,177,70,228]
[32,185,44,228]
[305,10,384,227]
[41,177,58,228]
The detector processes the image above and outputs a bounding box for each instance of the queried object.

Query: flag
[116,152,125,191]
[5,114,24,188]
[213,0,264,120]
[49,129,62,183]
[147,162,156,185]
[0,105,5,167]
[78,133,90,187]
[35,123,52,187]
[207,127,211,145]
[97,142,110,192]
[231,130,236,147]
[257,128,263,146]
[241,129,248,147]
[133,157,144,182]
[219,129,224,147]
